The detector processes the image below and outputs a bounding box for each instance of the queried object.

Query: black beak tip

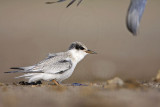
[93,52,97,54]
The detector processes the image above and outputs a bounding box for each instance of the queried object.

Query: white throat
[68,49,87,63]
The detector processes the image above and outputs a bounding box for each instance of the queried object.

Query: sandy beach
[0,0,160,107]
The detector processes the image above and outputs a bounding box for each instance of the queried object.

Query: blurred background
[0,0,160,83]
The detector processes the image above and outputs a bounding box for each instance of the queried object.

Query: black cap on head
[69,42,87,50]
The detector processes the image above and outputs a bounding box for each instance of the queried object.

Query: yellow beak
[85,50,97,54]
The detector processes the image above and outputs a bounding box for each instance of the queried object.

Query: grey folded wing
[30,59,72,74]
[7,52,72,74]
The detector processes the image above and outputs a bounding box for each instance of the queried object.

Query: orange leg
[52,80,60,86]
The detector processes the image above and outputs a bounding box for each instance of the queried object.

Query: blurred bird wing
[66,0,76,7]
[126,0,147,35]
[47,0,83,8]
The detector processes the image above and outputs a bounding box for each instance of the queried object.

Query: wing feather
[7,52,71,74]
[29,55,72,74]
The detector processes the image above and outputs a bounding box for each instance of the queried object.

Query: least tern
[5,41,96,85]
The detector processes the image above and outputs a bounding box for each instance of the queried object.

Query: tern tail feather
[4,71,20,73]
[4,67,26,73]
[4,66,36,73]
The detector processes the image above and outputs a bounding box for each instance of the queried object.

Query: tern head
[68,41,96,62]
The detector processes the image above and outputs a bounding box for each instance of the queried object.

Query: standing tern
[5,41,96,85]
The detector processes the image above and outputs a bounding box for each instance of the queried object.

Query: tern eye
[80,47,84,50]
[75,44,84,50]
